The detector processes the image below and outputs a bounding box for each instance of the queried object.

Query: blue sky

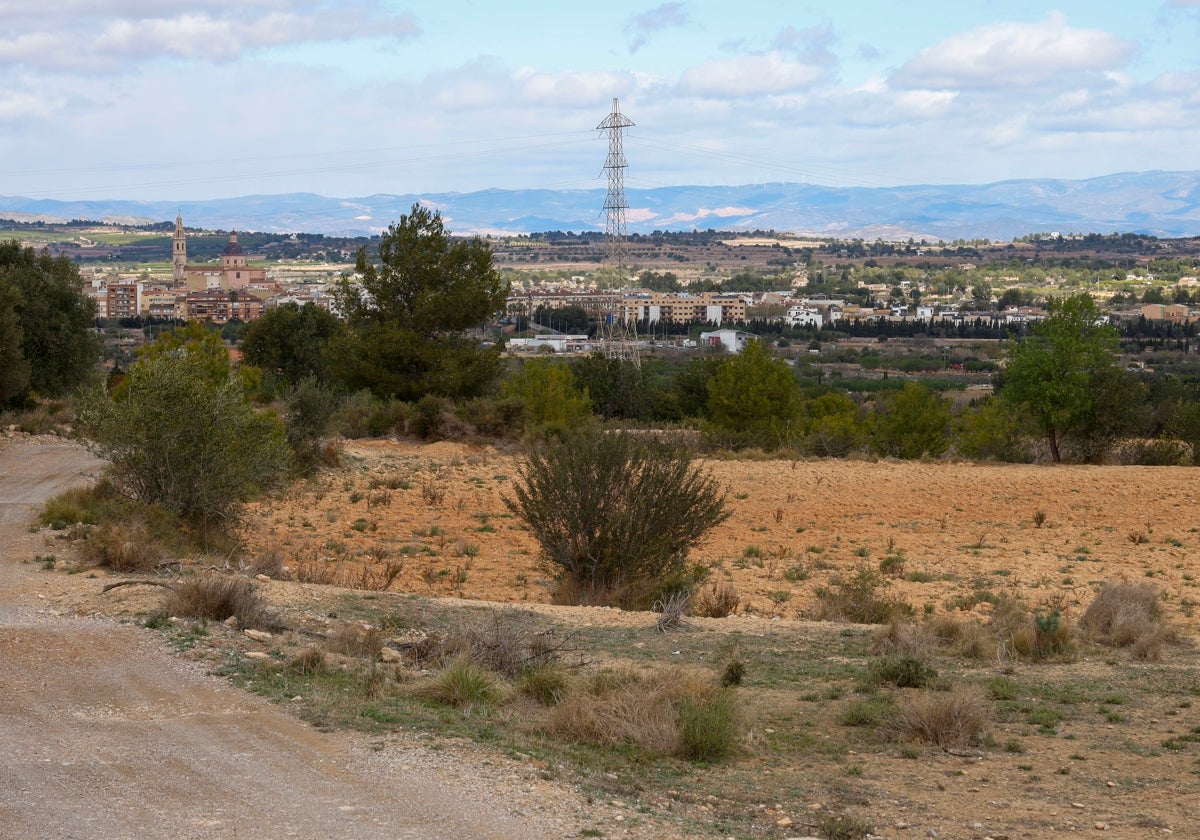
[3,1,1200,208]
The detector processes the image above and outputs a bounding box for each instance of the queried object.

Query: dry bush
[988,593,1074,661]
[870,618,935,658]
[1080,581,1179,657]
[692,580,741,618]
[654,591,692,633]
[547,666,739,759]
[406,613,568,679]
[896,685,989,749]
[79,518,164,572]
[166,574,268,628]
[327,623,385,659]
[292,555,404,592]
[243,546,287,578]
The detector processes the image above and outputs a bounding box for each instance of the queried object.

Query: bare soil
[15,435,1200,839]
[246,439,1200,635]
[0,436,671,840]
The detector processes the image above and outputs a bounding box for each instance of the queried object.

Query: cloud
[894,13,1136,90]
[514,68,638,108]
[679,52,826,97]
[0,1,420,72]
[624,2,689,54]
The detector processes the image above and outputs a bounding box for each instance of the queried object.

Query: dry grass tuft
[547,666,739,760]
[1081,581,1180,658]
[407,613,567,679]
[79,518,164,572]
[327,623,385,659]
[692,579,741,618]
[412,656,504,708]
[897,685,989,749]
[870,618,935,658]
[654,591,692,633]
[288,646,328,675]
[166,574,268,628]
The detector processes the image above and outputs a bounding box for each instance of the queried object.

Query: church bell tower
[172,214,187,283]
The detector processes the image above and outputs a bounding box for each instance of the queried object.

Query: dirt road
[0,438,598,840]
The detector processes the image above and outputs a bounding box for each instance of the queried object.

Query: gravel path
[0,437,638,840]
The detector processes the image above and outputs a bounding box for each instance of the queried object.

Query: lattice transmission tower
[596,97,639,366]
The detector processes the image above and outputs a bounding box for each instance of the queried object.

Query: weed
[814,566,914,624]
[867,656,939,689]
[839,694,898,727]
[517,663,571,707]
[720,658,745,687]
[678,688,741,761]
[1033,509,1047,528]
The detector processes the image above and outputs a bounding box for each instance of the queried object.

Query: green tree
[331,204,508,400]
[76,352,292,524]
[954,396,1033,462]
[499,358,593,438]
[799,391,863,457]
[869,382,952,459]
[0,240,98,403]
[240,302,344,385]
[1001,293,1130,462]
[0,279,31,404]
[705,340,801,449]
[569,352,647,419]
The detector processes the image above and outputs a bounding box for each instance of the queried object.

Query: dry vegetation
[36,438,1200,839]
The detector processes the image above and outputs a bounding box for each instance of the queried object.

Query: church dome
[222,231,245,256]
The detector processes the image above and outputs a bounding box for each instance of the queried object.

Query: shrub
[704,340,802,450]
[814,566,914,624]
[1117,438,1191,466]
[166,575,268,628]
[505,430,729,609]
[896,685,988,749]
[869,382,951,459]
[868,656,938,689]
[327,623,385,659]
[76,352,293,525]
[839,694,898,727]
[870,618,935,658]
[1081,581,1178,656]
[988,594,1074,661]
[282,377,343,474]
[498,358,593,439]
[406,613,561,679]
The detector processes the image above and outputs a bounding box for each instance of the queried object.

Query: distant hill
[5,171,1200,240]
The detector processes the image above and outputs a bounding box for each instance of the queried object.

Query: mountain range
[5,170,1200,241]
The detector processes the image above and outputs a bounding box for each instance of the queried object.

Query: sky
[4,1,1200,208]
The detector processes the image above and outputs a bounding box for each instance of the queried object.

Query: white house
[784,305,823,328]
[699,329,756,353]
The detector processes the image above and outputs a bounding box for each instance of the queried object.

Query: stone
[243,629,273,642]
[775,817,793,828]
[254,574,271,582]
[246,651,270,660]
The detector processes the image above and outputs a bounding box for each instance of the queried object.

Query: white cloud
[894,13,1136,90]
[679,52,826,97]
[515,69,636,107]
[0,1,419,72]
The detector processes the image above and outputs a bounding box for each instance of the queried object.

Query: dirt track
[0,438,607,840]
